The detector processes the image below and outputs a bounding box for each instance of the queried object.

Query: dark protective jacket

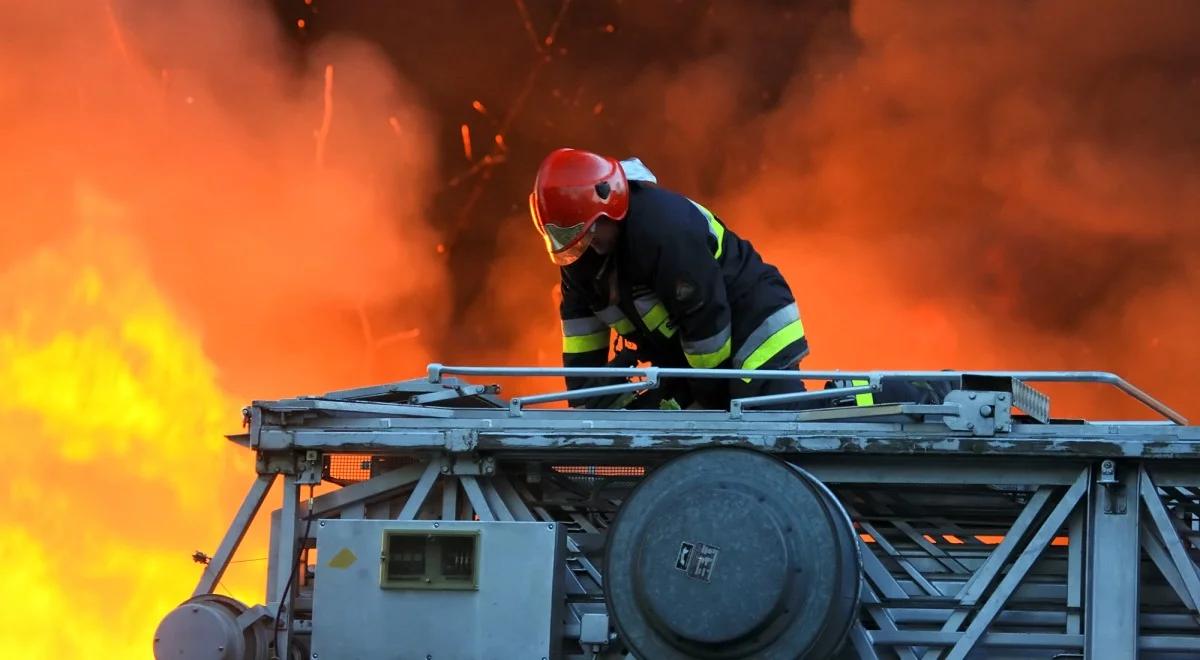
[559,180,808,407]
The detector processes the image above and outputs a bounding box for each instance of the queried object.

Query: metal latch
[1097,459,1126,514]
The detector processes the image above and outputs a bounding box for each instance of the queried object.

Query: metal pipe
[427,364,1186,424]
[732,384,877,414]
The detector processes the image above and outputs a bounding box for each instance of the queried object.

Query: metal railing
[426,364,1187,425]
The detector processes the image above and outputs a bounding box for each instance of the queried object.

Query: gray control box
[312,519,565,659]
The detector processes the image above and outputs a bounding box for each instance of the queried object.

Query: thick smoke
[452,0,1200,418]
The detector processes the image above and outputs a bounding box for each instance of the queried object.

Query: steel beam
[395,458,443,520]
[460,476,494,521]
[944,468,1089,660]
[273,475,300,655]
[1084,463,1142,659]
[193,473,276,597]
[931,486,1055,654]
[1141,468,1200,620]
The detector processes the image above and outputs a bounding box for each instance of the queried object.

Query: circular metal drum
[605,448,861,659]
[154,594,273,660]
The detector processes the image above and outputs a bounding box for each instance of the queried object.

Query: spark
[472,100,488,115]
[297,18,306,29]
[460,124,473,161]
[313,65,334,167]
[604,23,616,33]
[512,0,545,54]
[592,102,604,115]
[494,134,506,151]
[104,1,131,64]
[544,0,572,47]
[387,116,403,136]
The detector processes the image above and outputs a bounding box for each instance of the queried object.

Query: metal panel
[311,520,564,659]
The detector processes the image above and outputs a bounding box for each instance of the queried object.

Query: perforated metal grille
[323,456,645,484]
[552,465,646,477]
[326,455,372,483]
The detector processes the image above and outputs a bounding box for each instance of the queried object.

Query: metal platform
[169,366,1200,659]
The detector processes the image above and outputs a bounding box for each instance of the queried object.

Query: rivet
[433,522,440,528]
[548,524,555,530]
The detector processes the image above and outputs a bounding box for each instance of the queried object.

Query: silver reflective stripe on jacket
[682,324,731,357]
[733,304,801,368]
[562,316,607,337]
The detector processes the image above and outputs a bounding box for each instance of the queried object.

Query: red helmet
[529,148,629,265]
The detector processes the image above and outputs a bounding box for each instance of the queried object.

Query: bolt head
[968,392,977,400]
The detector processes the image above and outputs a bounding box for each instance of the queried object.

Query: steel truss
[191,367,1200,659]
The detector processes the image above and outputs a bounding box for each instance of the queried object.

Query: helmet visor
[530,192,594,265]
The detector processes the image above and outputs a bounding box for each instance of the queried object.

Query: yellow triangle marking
[327,547,357,569]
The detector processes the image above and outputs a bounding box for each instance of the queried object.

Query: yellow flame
[0,186,261,658]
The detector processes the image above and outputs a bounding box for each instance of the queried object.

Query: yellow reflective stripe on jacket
[562,316,610,353]
[851,379,875,406]
[736,301,807,374]
[684,337,732,369]
[563,331,610,354]
[683,325,732,368]
[688,199,725,260]
[739,318,805,372]
[632,293,677,339]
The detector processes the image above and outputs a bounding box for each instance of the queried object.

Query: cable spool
[605,448,861,659]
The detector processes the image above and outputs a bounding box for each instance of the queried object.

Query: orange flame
[0,1,445,656]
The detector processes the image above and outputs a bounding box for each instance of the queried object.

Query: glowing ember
[460,123,473,161]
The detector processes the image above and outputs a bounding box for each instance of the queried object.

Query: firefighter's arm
[649,214,732,370]
[559,271,611,391]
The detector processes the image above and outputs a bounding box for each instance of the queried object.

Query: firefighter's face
[590,217,620,255]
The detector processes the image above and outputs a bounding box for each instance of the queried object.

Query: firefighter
[529,147,835,409]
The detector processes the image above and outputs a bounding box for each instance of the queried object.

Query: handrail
[426,364,1187,425]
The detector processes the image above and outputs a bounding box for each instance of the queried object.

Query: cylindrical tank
[605,448,861,659]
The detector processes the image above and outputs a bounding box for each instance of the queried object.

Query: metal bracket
[440,455,496,476]
[942,391,1011,436]
[297,449,322,486]
[257,451,298,476]
[443,429,478,453]
[579,612,610,645]
[1098,459,1126,514]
